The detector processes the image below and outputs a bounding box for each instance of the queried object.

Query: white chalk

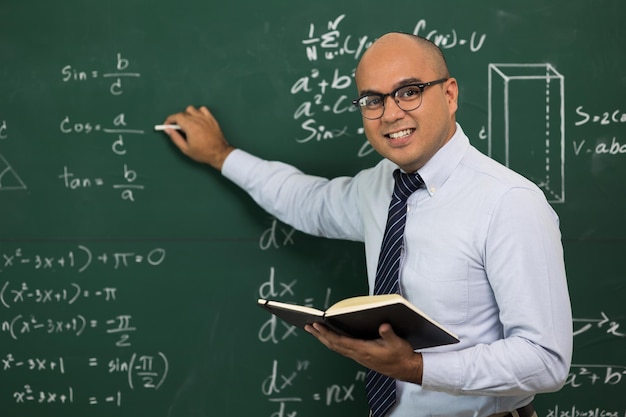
[154,124,181,131]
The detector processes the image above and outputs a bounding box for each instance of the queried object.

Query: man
[162,32,572,417]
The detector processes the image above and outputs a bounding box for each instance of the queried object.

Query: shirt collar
[415,123,470,196]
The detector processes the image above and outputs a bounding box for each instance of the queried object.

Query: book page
[327,294,406,315]
[258,299,324,316]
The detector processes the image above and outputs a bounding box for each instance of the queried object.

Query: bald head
[355,33,450,83]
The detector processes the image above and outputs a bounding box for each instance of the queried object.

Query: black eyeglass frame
[351,77,449,120]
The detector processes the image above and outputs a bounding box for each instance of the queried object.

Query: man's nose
[381,95,406,122]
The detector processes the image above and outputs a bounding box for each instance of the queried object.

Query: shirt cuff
[221,148,263,188]
[421,351,463,393]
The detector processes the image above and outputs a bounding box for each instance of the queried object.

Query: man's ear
[444,77,459,115]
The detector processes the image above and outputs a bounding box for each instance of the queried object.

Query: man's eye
[398,86,421,99]
[366,96,383,107]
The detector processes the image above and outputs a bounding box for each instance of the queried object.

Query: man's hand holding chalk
[159,106,235,170]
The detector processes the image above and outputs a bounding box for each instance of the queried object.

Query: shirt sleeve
[221,149,365,241]
[421,186,573,396]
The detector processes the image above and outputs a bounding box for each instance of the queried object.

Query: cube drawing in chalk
[488,64,565,203]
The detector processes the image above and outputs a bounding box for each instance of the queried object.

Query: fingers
[306,322,420,381]
[306,323,335,343]
[161,113,189,154]
[163,105,208,122]
[160,105,233,169]
[165,129,189,154]
[305,323,332,345]
[182,105,203,116]
[306,322,394,352]
[307,323,372,356]
[199,105,211,116]
[377,323,396,340]
[162,106,206,149]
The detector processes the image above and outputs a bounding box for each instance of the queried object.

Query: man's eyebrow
[358,88,382,97]
[395,77,424,88]
[358,78,424,96]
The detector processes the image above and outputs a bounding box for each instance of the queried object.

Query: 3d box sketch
[488,63,565,203]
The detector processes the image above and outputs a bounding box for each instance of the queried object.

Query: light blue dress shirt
[222,124,572,417]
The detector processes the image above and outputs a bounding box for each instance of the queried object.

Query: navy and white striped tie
[365,169,424,417]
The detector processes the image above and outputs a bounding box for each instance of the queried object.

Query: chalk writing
[258,314,299,344]
[412,19,486,51]
[0,120,26,191]
[575,105,626,126]
[58,55,149,202]
[290,67,356,145]
[262,359,309,397]
[573,312,625,338]
[302,15,486,62]
[258,267,298,300]
[105,314,137,347]
[2,242,170,411]
[60,53,140,96]
[572,138,626,156]
[571,104,626,159]
[259,217,296,250]
[57,111,147,201]
[11,384,124,406]
[1,313,136,344]
[322,381,356,406]
[302,15,371,62]
[88,390,122,406]
[1,281,117,308]
[257,266,332,343]
[59,113,144,136]
[1,313,86,339]
[545,405,626,417]
[2,353,66,373]
[0,245,166,273]
[103,351,169,390]
[262,358,362,415]
[566,364,626,388]
[257,269,301,343]
[0,153,27,191]
[294,16,368,154]
[12,385,74,405]
[488,63,565,204]
[58,164,145,201]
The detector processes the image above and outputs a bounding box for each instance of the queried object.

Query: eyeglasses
[351,78,448,120]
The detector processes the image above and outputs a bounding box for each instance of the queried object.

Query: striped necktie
[365,169,424,417]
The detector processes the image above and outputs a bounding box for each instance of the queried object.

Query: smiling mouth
[386,128,415,139]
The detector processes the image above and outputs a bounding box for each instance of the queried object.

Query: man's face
[355,36,458,173]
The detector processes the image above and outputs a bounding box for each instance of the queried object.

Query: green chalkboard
[1,1,625,416]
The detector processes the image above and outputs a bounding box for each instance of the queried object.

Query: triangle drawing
[0,153,27,190]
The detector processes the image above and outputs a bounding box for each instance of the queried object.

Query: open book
[258,294,459,350]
